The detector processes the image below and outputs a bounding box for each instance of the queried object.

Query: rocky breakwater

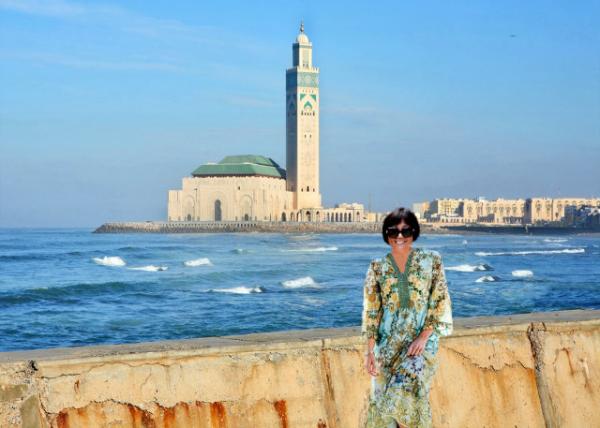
[1,309,599,427]
[94,221,382,234]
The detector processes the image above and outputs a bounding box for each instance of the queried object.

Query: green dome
[192,155,286,179]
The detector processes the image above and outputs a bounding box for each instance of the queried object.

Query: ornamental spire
[300,20,304,33]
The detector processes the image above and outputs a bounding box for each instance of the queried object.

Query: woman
[362,207,453,428]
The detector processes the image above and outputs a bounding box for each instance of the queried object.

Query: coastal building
[167,24,374,223]
[524,197,600,224]
[416,196,600,225]
[422,197,525,224]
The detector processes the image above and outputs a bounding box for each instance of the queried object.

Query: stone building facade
[418,197,600,225]
[524,197,600,224]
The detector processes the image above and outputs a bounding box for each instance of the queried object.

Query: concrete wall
[1,310,599,427]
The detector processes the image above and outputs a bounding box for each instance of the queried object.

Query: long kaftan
[361,248,453,428]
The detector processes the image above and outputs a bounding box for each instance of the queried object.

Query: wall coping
[1,309,599,367]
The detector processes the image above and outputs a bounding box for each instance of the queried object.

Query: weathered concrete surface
[1,310,599,427]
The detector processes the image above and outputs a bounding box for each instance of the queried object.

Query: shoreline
[93,220,600,235]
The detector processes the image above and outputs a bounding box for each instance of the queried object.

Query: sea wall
[93,221,462,234]
[94,221,382,234]
[94,221,599,235]
[1,310,599,427]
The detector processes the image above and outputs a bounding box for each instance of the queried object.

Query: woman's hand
[406,328,433,357]
[365,350,379,376]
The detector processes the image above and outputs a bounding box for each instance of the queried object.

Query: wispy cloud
[0,0,263,50]
[0,0,84,17]
[4,52,182,72]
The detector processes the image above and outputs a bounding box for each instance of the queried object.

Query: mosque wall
[168,176,293,222]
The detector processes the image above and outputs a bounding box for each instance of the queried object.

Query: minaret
[286,22,322,209]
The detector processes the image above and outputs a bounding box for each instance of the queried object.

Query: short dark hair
[382,207,420,244]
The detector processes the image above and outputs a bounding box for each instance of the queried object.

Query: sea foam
[281,276,321,289]
[544,238,568,243]
[129,265,168,272]
[512,270,534,277]
[210,286,263,294]
[476,275,499,283]
[475,248,585,256]
[446,264,492,272]
[283,246,338,252]
[184,258,213,267]
[93,256,126,267]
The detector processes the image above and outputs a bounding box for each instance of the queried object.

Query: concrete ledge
[1,309,599,427]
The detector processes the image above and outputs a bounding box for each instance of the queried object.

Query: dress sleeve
[423,252,453,337]
[361,260,383,341]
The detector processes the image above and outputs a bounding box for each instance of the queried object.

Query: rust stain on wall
[162,405,175,428]
[210,401,227,428]
[273,399,288,428]
[317,418,327,428]
[56,411,69,428]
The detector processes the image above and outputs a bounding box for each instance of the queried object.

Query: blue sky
[1,0,599,227]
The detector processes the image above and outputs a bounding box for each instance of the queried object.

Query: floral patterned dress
[361,247,453,428]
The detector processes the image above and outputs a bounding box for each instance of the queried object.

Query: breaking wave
[282,246,338,253]
[446,263,493,272]
[184,258,212,267]
[512,270,533,278]
[281,276,321,289]
[93,256,126,267]
[209,286,264,294]
[543,238,568,243]
[475,275,500,283]
[128,265,168,272]
[475,248,585,256]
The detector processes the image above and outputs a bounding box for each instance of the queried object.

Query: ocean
[1,229,599,352]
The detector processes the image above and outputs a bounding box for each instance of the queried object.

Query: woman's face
[388,220,413,251]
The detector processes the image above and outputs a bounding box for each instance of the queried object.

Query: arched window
[281,212,287,222]
[244,214,249,221]
[214,200,222,221]
[307,211,312,222]
[186,214,192,221]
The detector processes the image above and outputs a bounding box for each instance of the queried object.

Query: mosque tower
[286,22,322,210]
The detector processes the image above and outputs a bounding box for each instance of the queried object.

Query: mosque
[167,24,370,223]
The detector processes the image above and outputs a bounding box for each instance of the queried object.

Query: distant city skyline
[1,0,599,227]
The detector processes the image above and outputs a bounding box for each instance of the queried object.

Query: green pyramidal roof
[192,155,286,179]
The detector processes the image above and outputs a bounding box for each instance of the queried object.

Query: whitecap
[281,276,321,289]
[475,275,499,283]
[231,248,251,254]
[282,246,338,253]
[512,270,533,278]
[543,238,568,243]
[184,258,213,267]
[210,286,263,294]
[446,264,492,272]
[462,240,468,245]
[129,265,168,272]
[302,296,325,305]
[475,248,584,256]
[93,256,126,267]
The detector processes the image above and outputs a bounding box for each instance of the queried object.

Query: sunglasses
[386,226,414,239]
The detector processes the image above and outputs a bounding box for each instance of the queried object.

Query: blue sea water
[0,229,599,352]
